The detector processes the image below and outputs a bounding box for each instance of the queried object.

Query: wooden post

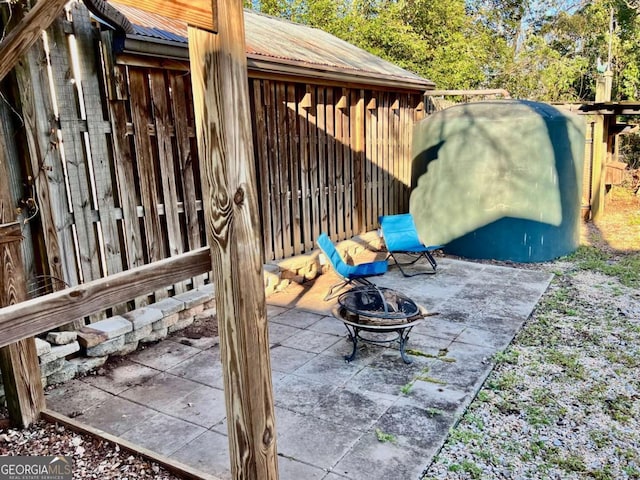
[0,130,45,428]
[590,71,613,220]
[187,1,279,478]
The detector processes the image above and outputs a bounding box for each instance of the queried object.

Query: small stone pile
[0,285,215,405]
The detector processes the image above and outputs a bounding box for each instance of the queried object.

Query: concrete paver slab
[276,407,361,470]
[267,304,289,318]
[162,384,227,429]
[44,379,113,416]
[268,322,303,345]
[372,402,454,452]
[170,430,231,480]
[347,358,429,397]
[75,395,158,436]
[307,316,350,336]
[291,352,366,386]
[127,339,202,370]
[425,341,496,392]
[332,431,428,480]
[311,387,397,432]
[454,325,517,350]
[273,375,337,415]
[402,382,471,417]
[119,411,206,456]
[269,345,316,373]
[279,328,342,353]
[80,359,160,394]
[278,455,327,480]
[119,372,202,411]
[270,309,325,329]
[167,349,223,388]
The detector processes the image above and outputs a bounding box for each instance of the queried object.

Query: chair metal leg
[324,280,349,301]
[388,252,436,277]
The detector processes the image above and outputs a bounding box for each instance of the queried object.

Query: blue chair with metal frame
[316,233,388,300]
[379,213,443,277]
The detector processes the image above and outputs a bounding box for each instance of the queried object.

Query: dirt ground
[584,184,640,253]
[1,183,638,479]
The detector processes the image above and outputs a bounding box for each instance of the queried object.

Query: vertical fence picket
[275,83,292,257]
[251,79,274,262]
[264,80,283,259]
[169,71,206,286]
[307,87,321,245]
[298,86,313,252]
[128,68,168,300]
[286,85,302,255]
[334,89,345,241]
[317,88,328,237]
[72,4,123,283]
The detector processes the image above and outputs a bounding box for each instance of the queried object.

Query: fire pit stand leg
[399,326,415,364]
[343,324,359,362]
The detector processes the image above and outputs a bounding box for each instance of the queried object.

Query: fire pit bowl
[333,286,427,364]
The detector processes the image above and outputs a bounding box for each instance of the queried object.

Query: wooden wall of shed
[249,79,425,261]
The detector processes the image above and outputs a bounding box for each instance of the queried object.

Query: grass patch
[374,428,397,443]
[493,348,520,365]
[604,395,633,423]
[543,349,586,379]
[569,246,640,288]
[487,372,520,391]
[416,375,448,385]
[405,349,457,363]
[448,428,482,445]
[550,453,587,473]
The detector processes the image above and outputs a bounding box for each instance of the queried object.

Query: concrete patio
[46,256,552,480]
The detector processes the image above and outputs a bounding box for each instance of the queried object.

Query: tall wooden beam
[188,0,278,477]
[0,121,45,428]
[0,0,69,82]
[590,71,613,220]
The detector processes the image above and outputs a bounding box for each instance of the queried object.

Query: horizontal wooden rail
[0,247,211,349]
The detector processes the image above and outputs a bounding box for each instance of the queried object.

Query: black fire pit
[333,285,425,364]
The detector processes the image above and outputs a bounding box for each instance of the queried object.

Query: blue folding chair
[316,233,388,300]
[379,214,443,277]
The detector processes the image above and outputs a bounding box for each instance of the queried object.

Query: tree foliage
[246,0,640,102]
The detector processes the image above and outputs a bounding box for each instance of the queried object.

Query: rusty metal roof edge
[247,54,435,90]
[117,32,434,90]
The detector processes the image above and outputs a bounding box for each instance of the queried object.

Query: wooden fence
[3,3,209,320]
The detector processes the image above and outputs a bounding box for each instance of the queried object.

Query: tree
[245,0,640,101]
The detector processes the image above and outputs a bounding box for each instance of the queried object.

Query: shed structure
[101,1,434,261]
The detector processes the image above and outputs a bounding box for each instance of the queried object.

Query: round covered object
[410,100,585,262]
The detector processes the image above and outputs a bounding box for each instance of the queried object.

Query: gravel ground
[422,187,640,480]
[0,421,181,479]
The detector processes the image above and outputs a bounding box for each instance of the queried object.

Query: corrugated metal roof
[107,2,434,89]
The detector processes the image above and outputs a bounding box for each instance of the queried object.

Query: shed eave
[114,33,434,91]
[117,33,189,61]
[246,54,435,91]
